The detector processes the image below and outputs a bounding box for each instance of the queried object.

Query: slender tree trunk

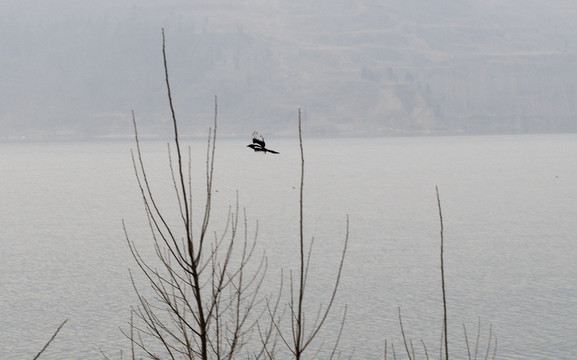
[436,186,449,360]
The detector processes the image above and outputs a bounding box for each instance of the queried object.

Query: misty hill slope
[1,0,576,139]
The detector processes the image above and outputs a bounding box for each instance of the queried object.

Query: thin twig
[436,186,449,360]
[33,319,68,360]
[463,323,471,360]
[483,324,493,360]
[296,108,305,359]
[474,317,481,360]
[421,338,430,360]
[398,307,412,360]
[492,337,497,360]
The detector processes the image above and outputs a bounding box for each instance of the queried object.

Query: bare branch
[398,307,412,360]
[279,108,349,359]
[436,186,449,360]
[33,319,68,360]
[123,29,267,360]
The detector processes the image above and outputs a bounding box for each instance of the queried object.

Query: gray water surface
[1,134,576,359]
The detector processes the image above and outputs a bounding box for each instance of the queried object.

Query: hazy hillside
[1,0,576,139]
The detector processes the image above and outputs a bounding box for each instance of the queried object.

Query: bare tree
[122,29,266,360]
[384,188,497,360]
[267,110,350,359]
[122,27,352,360]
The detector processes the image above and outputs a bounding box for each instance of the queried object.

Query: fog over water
[2,0,577,139]
[2,1,577,358]
[1,135,576,359]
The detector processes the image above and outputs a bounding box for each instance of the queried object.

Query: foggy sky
[1,0,577,140]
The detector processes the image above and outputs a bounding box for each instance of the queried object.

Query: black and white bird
[247,131,279,154]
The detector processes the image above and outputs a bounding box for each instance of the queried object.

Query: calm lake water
[1,134,576,359]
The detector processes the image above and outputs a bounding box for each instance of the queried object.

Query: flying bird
[247,131,279,154]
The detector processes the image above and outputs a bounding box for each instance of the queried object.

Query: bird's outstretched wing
[252,131,266,148]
